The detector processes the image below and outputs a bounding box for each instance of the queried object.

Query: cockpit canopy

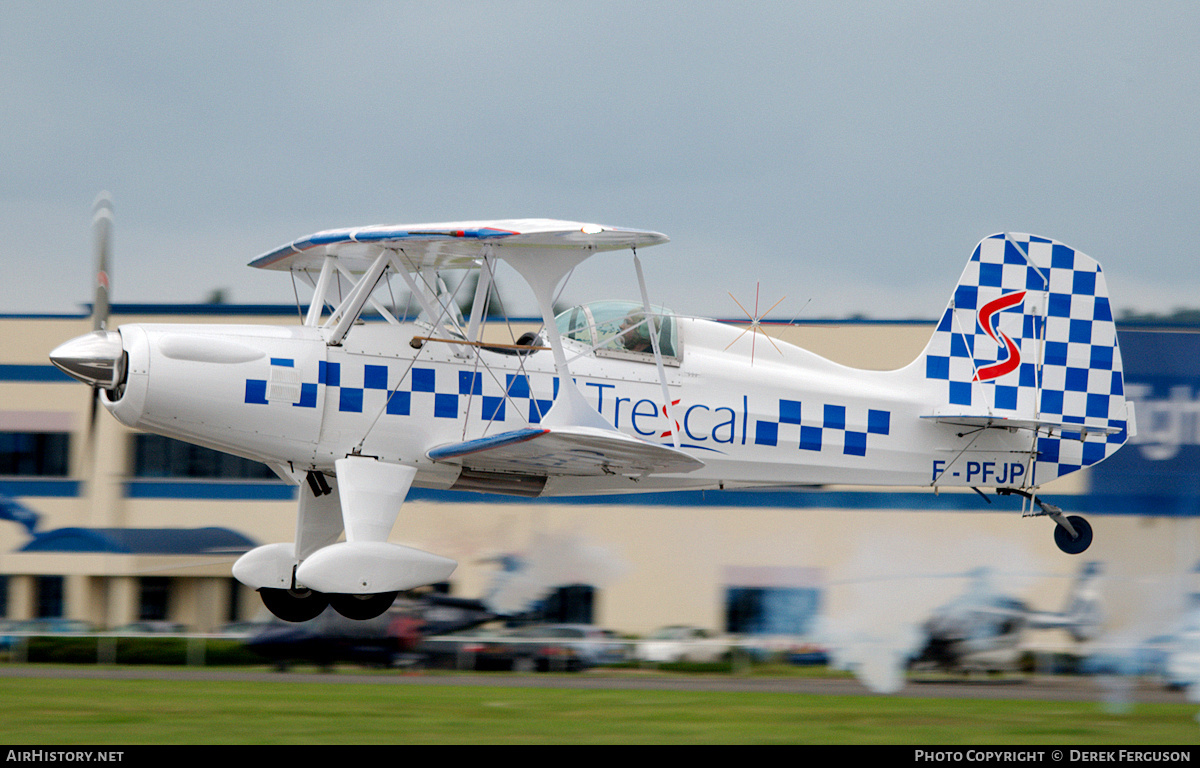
[554,300,680,365]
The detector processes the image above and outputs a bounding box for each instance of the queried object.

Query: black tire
[259,588,329,622]
[328,591,398,621]
[1054,515,1093,555]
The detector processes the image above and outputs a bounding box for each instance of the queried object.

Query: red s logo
[974,291,1025,382]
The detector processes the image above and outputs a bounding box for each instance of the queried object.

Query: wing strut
[304,255,337,326]
[464,251,494,345]
[325,250,390,345]
[634,250,680,449]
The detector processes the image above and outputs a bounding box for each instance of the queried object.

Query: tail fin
[1060,561,1105,641]
[921,233,1134,484]
[1029,561,1105,641]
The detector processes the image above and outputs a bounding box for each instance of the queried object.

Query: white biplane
[50,216,1135,622]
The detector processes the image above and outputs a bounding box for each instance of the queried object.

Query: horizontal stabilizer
[921,413,1125,438]
[427,425,704,477]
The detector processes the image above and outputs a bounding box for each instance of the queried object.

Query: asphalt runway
[0,665,1191,704]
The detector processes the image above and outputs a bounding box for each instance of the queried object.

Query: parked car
[0,620,15,651]
[635,625,729,664]
[7,618,95,633]
[521,624,628,668]
[214,620,274,639]
[444,624,627,672]
[109,621,189,634]
[1165,618,1200,690]
[0,618,97,651]
[1083,635,1174,678]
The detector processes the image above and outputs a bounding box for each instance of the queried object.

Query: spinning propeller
[49,193,128,447]
[92,191,112,333]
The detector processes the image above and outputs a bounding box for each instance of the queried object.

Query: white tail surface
[920,233,1133,484]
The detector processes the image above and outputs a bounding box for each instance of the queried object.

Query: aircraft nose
[49,330,127,389]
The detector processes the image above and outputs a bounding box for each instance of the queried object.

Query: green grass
[0,673,1197,744]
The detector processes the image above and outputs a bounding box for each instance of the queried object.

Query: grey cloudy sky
[2,1,1197,321]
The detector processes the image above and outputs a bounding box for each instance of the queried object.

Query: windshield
[554,300,679,363]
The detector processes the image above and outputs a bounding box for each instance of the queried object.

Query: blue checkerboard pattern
[922,233,1129,482]
[754,398,891,457]
[247,361,556,425]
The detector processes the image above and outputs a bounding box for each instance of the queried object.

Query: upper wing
[426,425,704,477]
[249,219,669,273]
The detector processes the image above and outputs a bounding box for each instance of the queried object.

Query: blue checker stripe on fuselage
[245,361,556,424]
[754,398,890,457]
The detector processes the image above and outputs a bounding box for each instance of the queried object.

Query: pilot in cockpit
[619,311,653,353]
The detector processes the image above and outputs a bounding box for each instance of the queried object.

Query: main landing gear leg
[235,460,457,622]
[292,457,457,620]
[264,469,344,621]
[996,488,1094,555]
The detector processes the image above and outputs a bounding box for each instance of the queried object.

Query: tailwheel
[1053,515,1093,555]
[259,587,329,622]
[996,489,1095,555]
[329,591,399,621]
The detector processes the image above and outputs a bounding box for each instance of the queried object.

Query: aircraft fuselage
[102,315,1034,497]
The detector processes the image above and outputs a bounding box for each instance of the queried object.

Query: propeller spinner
[49,329,126,390]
